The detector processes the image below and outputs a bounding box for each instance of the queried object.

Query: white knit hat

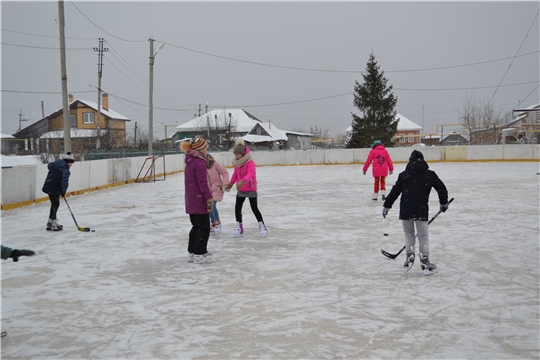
[63,152,75,163]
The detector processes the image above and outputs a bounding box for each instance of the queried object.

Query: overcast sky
[1,1,539,138]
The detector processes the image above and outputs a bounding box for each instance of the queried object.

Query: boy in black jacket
[382,150,449,275]
[42,152,75,231]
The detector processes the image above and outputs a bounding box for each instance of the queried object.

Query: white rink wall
[2,144,539,210]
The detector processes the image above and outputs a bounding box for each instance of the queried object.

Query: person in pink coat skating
[224,138,268,238]
[362,140,394,201]
[206,153,230,235]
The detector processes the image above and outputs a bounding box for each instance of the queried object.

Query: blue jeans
[209,201,219,223]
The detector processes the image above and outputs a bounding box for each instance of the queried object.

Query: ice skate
[47,218,63,231]
[259,221,268,238]
[213,219,222,235]
[193,253,215,264]
[404,246,415,272]
[187,253,195,262]
[232,222,243,238]
[210,221,216,233]
[371,192,378,201]
[51,219,63,231]
[420,253,438,275]
[381,190,386,201]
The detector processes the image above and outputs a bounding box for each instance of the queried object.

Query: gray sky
[2,1,539,138]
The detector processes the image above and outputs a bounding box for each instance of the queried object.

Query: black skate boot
[403,246,415,273]
[420,253,438,276]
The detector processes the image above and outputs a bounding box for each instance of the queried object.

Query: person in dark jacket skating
[180,138,215,264]
[42,152,75,231]
[382,150,449,275]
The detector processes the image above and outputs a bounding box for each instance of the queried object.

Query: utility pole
[93,37,108,150]
[148,38,164,156]
[41,101,45,118]
[18,109,29,131]
[58,0,71,153]
[134,122,137,146]
[198,104,201,117]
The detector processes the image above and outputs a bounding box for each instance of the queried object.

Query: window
[408,133,414,142]
[400,135,405,143]
[83,112,94,124]
[69,114,77,128]
[536,112,540,122]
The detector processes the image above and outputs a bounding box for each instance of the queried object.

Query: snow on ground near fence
[1,162,539,359]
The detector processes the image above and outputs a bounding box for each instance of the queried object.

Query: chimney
[68,94,73,103]
[102,93,109,111]
[269,119,271,129]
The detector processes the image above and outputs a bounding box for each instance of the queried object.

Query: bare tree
[458,94,503,144]
[310,126,330,148]
[196,110,238,150]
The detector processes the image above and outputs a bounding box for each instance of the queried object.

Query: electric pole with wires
[93,38,108,149]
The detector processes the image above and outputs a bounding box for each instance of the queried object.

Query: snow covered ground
[1,161,539,359]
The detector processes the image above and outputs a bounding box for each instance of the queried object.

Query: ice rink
[2,161,539,359]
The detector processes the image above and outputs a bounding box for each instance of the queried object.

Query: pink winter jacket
[362,144,394,177]
[207,160,229,202]
[230,148,257,192]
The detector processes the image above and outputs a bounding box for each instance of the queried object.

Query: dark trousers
[188,214,211,255]
[235,196,263,223]
[48,195,60,220]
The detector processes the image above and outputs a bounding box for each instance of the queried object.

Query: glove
[10,249,35,262]
[236,180,246,190]
[206,199,214,213]
[382,207,389,218]
[223,183,232,192]
[363,171,366,175]
[389,171,393,175]
[440,204,448,213]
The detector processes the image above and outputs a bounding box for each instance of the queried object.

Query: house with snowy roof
[174,109,313,150]
[13,93,130,152]
[508,103,540,144]
[345,113,422,147]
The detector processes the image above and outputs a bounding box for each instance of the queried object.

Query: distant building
[175,109,313,150]
[13,94,130,152]
[440,131,469,146]
[345,113,422,147]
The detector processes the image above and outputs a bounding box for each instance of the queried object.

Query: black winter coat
[42,159,71,196]
[383,158,448,221]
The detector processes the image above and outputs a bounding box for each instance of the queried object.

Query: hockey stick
[381,197,454,259]
[62,195,95,232]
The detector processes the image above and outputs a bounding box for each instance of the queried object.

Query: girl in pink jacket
[362,140,394,201]
[206,154,229,235]
[224,138,268,238]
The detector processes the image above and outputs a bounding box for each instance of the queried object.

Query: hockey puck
[384,233,388,236]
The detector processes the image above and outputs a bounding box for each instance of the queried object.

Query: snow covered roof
[75,100,130,121]
[395,114,422,130]
[176,109,262,133]
[243,123,289,143]
[344,113,421,132]
[41,99,130,122]
[1,133,15,138]
[40,129,100,139]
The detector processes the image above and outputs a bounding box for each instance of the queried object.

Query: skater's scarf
[233,153,252,168]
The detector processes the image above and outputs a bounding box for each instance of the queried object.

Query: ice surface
[2,162,539,359]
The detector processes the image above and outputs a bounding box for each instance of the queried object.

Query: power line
[158,39,539,74]
[488,9,540,106]
[1,28,95,40]
[2,26,537,74]
[1,42,88,50]
[68,1,147,43]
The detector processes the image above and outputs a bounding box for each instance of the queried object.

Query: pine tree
[346,53,398,148]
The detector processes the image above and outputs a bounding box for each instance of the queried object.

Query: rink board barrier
[2,144,539,210]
